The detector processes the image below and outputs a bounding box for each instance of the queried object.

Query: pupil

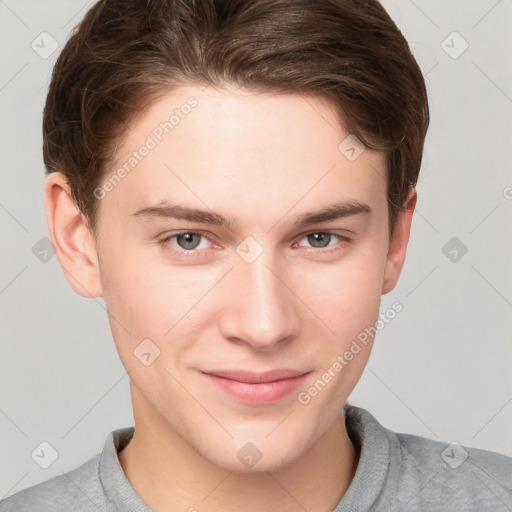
[308,233,330,248]
[179,233,200,250]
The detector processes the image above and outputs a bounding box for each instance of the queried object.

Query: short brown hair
[43,0,429,238]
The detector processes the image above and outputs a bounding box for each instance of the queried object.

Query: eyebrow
[132,199,372,231]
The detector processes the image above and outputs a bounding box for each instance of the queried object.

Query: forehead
[101,83,388,227]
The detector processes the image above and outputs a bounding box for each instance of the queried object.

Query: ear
[44,172,103,298]
[382,188,417,295]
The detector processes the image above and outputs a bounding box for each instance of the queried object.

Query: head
[44,0,428,472]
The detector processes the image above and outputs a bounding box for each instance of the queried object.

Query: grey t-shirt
[1,405,511,511]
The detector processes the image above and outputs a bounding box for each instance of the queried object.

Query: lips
[200,369,311,404]
[202,368,309,383]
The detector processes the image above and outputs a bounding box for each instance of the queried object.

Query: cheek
[98,249,170,354]
[305,248,387,335]
[295,246,387,404]
[99,248,215,362]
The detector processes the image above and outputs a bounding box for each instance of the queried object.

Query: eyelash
[158,230,351,257]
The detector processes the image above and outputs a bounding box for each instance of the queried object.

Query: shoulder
[398,429,512,478]
[344,405,512,511]
[394,430,512,509]
[0,453,106,512]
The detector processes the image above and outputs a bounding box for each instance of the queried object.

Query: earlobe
[381,189,417,295]
[44,172,103,298]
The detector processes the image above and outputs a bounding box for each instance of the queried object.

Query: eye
[159,230,350,257]
[295,232,350,253]
[159,231,212,254]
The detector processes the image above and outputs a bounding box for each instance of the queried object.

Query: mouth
[200,369,311,404]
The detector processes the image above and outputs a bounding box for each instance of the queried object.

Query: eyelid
[159,230,216,254]
[159,230,351,255]
[292,232,351,254]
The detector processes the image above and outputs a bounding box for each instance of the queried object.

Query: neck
[118,384,358,512]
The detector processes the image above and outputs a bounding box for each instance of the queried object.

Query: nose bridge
[220,247,300,349]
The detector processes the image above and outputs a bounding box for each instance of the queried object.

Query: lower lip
[201,372,310,405]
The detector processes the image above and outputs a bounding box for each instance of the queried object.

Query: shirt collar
[98,404,398,512]
[333,403,399,511]
[98,426,150,511]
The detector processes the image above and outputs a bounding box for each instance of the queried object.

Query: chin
[217,450,302,475]
[201,432,311,475]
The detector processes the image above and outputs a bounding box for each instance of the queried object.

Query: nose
[218,251,301,351]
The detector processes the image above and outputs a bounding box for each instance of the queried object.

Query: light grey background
[1,0,511,498]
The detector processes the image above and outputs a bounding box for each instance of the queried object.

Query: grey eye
[175,232,203,250]
[306,233,333,248]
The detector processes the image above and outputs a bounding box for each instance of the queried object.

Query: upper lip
[203,369,310,383]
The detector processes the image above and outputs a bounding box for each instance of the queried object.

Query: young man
[1,0,511,510]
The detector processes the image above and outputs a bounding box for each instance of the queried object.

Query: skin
[45,83,416,512]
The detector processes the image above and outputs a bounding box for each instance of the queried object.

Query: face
[64,83,411,473]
